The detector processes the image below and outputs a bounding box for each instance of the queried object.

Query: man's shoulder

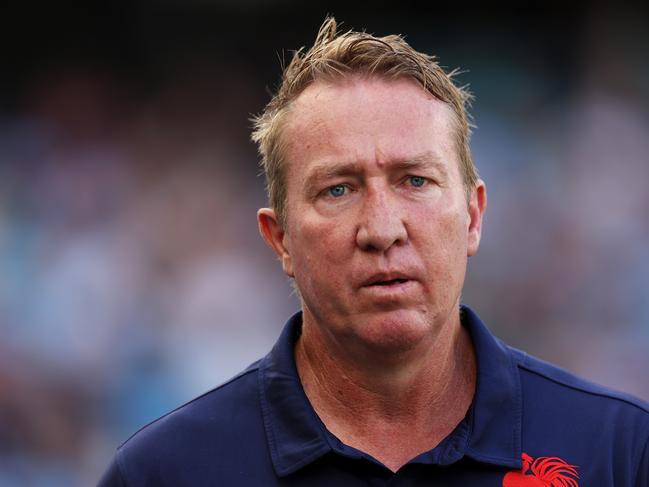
[99,358,282,486]
[114,360,268,476]
[509,345,649,422]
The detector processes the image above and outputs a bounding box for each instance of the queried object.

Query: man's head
[252,17,477,230]
[255,18,486,356]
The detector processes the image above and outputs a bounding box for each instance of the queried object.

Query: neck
[295,309,476,472]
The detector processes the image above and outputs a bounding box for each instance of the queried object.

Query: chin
[352,309,433,353]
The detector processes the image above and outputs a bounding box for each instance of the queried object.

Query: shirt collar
[461,305,522,469]
[258,311,331,477]
[259,306,522,477]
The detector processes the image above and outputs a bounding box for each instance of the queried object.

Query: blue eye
[328,185,347,197]
[409,176,426,187]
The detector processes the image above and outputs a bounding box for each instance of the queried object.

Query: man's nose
[355,188,408,252]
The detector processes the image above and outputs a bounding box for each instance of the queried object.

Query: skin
[258,75,487,472]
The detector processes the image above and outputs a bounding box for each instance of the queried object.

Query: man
[99,17,649,486]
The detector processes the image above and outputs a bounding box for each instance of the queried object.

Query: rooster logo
[503,452,579,486]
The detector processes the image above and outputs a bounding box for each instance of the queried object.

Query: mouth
[369,278,409,286]
[358,271,418,303]
[361,272,413,288]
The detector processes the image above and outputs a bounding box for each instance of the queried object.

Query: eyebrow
[391,152,449,175]
[304,162,364,187]
[303,151,448,188]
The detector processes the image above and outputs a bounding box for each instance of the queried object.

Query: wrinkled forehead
[280,76,462,180]
[286,75,453,127]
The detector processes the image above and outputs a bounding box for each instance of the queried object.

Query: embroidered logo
[503,452,579,486]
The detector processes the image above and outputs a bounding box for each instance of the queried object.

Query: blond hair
[252,17,477,228]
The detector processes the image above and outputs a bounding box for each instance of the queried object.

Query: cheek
[414,203,469,267]
[289,217,353,283]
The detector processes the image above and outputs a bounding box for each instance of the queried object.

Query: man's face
[259,76,486,353]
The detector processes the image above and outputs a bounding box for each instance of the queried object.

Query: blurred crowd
[0,5,648,486]
[0,66,298,484]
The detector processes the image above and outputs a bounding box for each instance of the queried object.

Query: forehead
[281,76,459,174]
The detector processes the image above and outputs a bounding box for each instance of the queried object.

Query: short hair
[252,17,477,228]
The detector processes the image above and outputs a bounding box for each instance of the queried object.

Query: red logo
[503,452,579,486]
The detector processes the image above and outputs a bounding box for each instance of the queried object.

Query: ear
[467,179,487,257]
[257,208,294,277]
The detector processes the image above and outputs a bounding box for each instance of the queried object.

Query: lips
[361,271,414,287]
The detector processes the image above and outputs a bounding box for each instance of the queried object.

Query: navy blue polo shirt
[98,306,649,486]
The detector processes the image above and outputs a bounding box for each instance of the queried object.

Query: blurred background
[1,1,648,485]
